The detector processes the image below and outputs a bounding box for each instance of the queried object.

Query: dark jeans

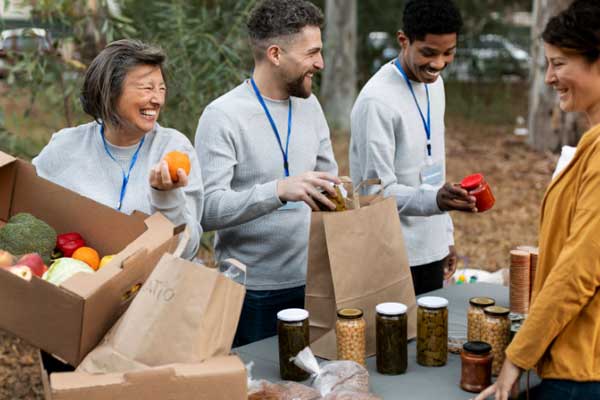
[233,285,305,347]
[522,379,600,400]
[410,259,445,296]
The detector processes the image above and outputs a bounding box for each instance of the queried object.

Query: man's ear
[396,30,410,51]
[266,44,283,67]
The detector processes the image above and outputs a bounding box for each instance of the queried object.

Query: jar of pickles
[336,308,366,366]
[277,308,310,381]
[376,302,408,375]
[417,296,449,367]
[467,297,495,341]
[481,306,511,376]
[460,341,493,393]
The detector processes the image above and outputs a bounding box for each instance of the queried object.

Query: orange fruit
[72,246,101,271]
[163,151,191,182]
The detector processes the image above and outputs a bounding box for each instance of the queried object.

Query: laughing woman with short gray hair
[33,39,203,260]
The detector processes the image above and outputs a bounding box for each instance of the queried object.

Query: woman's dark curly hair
[247,0,323,58]
[402,0,463,42]
[543,0,600,63]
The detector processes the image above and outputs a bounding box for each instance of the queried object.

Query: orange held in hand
[72,246,101,271]
[163,151,191,182]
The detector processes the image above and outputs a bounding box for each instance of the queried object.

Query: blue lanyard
[394,58,432,158]
[100,124,145,211]
[250,78,292,177]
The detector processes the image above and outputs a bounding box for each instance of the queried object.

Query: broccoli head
[0,213,57,263]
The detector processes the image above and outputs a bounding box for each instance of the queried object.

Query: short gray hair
[80,39,166,128]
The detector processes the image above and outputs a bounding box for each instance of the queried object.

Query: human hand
[149,160,188,191]
[443,245,458,280]
[277,172,341,211]
[472,359,521,400]
[437,183,477,212]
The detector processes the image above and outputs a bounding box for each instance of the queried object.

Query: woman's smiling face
[115,65,166,137]
[544,42,600,118]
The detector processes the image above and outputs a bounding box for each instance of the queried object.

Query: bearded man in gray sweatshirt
[350,0,477,296]
[195,0,339,346]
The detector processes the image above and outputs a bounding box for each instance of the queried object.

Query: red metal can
[460,173,495,212]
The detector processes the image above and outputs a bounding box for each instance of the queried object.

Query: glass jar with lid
[277,308,310,381]
[481,306,511,376]
[460,341,493,393]
[336,308,366,366]
[417,296,449,367]
[376,302,408,375]
[460,173,495,212]
[467,297,495,341]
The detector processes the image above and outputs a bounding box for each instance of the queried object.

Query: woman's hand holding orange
[150,160,189,190]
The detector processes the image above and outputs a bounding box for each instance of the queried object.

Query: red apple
[17,253,48,278]
[4,265,32,281]
[0,250,14,268]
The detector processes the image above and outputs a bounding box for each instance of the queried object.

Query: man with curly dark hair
[195,0,339,346]
[350,0,475,295]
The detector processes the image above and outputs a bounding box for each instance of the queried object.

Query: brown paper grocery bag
[77,253,246,373]
[306,196,416,360]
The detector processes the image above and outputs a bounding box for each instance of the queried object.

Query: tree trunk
[321,0,357,132]
[529,0,585,152]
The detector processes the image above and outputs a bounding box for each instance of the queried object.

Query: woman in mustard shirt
[476,1,600,399]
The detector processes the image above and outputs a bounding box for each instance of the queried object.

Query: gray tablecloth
[235,283,539,400]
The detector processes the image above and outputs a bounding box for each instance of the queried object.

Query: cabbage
[42,257,94,286]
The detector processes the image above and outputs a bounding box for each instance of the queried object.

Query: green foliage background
[0,0,533,154]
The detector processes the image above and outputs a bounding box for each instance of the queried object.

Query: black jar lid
[337,308,363,319]
[463,341,492,355]
[469,297,495,307]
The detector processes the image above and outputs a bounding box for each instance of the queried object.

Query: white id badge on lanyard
[420,158,444,186]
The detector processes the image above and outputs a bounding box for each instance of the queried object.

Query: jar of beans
[481,306,511,376]
[277,308,310,381]
[336,308,366,366]
[467,297,495,342]
[417,296,449,367]
[376,302,408,375]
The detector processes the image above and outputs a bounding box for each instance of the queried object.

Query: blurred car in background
[0,28,53,78]
[446,34,530,81]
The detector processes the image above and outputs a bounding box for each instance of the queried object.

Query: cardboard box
[0,151,182,365]
[40,352,248,400]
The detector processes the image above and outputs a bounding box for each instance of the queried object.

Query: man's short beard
[286,73,311,98]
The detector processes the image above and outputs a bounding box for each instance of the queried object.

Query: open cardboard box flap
[40,352,247,400]
[0,151,181,365]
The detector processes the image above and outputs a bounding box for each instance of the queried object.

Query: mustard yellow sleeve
[506,160,600,370]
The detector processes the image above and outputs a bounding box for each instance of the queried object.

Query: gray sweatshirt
[195,81,338,290]
[350,61,453,266]
[32,122,203,260]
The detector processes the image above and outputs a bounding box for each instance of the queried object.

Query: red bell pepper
[56,232,86,257]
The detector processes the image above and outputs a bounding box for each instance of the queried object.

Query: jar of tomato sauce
[460,173,495,212]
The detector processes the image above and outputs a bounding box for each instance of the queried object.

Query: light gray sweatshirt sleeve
[195,106,283,232]
[352,98,443,216]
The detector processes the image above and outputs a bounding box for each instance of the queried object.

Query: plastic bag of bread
[323,391,382,400]
[292,347,370,396]
[247,380,321,400]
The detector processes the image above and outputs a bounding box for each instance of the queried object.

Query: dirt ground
[0,91,557,400]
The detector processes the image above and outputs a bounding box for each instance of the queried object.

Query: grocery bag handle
[353,178,382,195]
[172,226,190,258]
[218,258,247,286]
[349,178,383,209]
